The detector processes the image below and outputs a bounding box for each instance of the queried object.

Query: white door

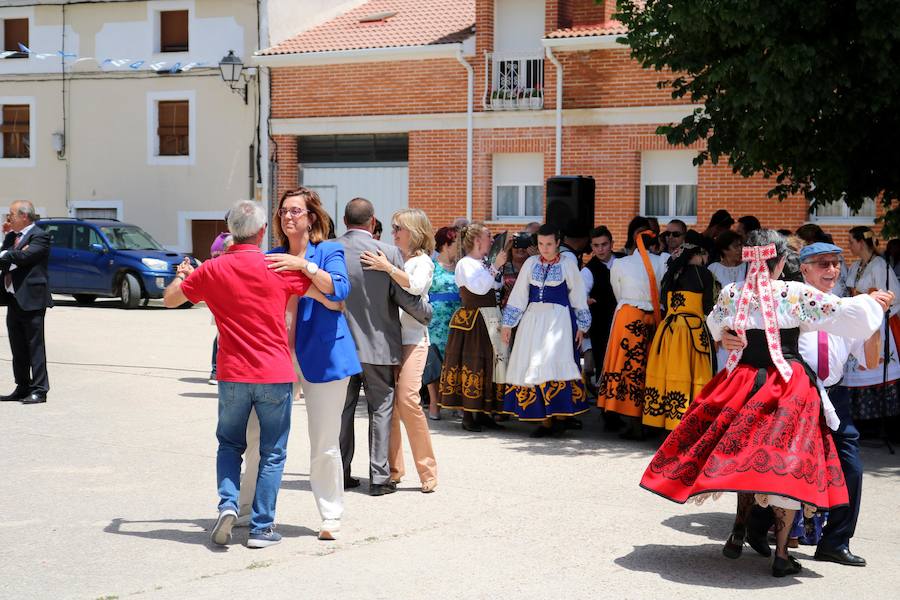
[301,165,409,237]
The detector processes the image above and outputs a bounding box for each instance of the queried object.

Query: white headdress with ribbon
[724,243,793,382]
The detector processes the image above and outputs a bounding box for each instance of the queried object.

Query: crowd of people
[161,195,898,576]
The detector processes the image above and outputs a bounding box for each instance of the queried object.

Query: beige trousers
[388,343,437,484]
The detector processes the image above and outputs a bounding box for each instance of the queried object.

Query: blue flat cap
[800,242,843,261]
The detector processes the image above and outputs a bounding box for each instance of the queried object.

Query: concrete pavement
[1,297,898,599]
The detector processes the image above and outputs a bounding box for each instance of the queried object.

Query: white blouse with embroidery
[501,255,592,331]
[707,280,883,344]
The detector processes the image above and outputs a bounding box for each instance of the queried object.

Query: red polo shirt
[181,244,311,383]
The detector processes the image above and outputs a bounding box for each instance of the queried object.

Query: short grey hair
[13,200,36,222]
[227,200,266,243]
[744,228,788,272]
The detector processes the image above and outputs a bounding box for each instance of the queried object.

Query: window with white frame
[2,17,29,58]
[0,97,35,166]
[151,1,193,55]
[811,196,876,222]
[147,90,195,165]
[493,153,544,220]
[641,150,698,219]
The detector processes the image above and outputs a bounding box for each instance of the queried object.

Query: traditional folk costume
[439,256,506,414]
[500,255,592,421]
[843,254,900,421]
[642,264,717,430]
[597,235,667,418]
[641,243,883,511]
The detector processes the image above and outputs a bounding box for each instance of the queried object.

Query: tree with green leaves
[615,0,900,235]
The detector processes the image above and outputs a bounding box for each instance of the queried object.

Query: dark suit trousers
[6,301,49,394]
[819,385,863,550]
[340,364,395,485]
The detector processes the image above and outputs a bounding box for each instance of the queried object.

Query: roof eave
[541,34,625,51]
[253,39,473,67]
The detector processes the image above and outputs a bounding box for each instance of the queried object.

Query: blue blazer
[271,242,362,383]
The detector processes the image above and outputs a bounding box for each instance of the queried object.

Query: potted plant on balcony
[530,87,543,109]
[491,90,504,111]
[503,89,516,109]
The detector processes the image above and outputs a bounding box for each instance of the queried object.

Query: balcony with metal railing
[483,51,545,111]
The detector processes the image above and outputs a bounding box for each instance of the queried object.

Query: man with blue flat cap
[721,240,893,567]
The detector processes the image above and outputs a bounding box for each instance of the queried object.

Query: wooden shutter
[157,100,189,156]
[1,104,29,158]
[3,18,28,53]
[160,11,189,52]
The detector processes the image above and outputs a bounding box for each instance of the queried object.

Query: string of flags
[0,43,213,73]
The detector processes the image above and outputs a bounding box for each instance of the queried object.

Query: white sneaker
[318,519,340,541]
[210,507,238,545]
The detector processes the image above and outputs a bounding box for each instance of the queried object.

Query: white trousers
[239,371,348,522]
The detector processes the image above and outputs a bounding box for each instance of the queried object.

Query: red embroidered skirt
[640,361,848,510]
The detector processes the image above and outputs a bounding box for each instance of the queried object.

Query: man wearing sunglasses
[721,241,890,567]
[659,219,687,255]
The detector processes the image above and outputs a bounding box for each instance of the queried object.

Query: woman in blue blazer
[240,187,361,542]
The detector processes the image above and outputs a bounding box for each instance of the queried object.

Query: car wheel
[73,294,96,305]
[119,273,141,309]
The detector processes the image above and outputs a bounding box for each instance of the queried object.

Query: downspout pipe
[456,47,474,221]
[545,46,563,175]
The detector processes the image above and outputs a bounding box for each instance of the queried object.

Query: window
[75,207,118,220]
[811,196,876,222]
[73,225,104,252]
[157,100,189,156]
[298,134,408,164]
[641,151,698,219]
[0,104,29,159]
[44,223,73,249]
[3,18,28,58]
[493,153,544,220]
[160,10,189,52]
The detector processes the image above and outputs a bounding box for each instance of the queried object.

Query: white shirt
[708,262,747,288]
[399,253,434,346]
[455,255,501,295]
[580,255,615,294]
[609,251,668,312]
[798,329,866,389]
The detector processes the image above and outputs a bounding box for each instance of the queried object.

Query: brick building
[255,0,877,247]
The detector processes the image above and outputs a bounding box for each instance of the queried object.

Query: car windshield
[99,226,165,251]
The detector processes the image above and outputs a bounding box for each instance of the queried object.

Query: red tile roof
[546,21,628,39]
[260,0,475,56]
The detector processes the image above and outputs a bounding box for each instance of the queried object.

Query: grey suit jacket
[338,229,432,365]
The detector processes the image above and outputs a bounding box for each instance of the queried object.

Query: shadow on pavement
[614,543,823,588]
[661,511,735,542]
[180,377,213,385]
[105,517,316,548]
[180,392,219,399]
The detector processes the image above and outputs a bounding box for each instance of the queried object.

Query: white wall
[494,0,545,55]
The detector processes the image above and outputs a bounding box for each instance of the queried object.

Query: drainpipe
[456,47,474,221]
[545,46,563,175]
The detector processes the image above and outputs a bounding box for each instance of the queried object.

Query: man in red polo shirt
[164,200,310,549]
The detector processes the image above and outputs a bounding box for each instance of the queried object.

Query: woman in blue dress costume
[500,224,592,437]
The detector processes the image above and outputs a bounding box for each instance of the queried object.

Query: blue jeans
[216,382,292,533]
[819,385,863,551]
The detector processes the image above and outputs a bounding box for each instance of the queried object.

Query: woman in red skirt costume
[640,229,888,577]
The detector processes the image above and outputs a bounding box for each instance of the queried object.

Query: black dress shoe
[475,414,505,430]
[0,388,29,402]
[815,546,867,566]
[343,476,361,490]
[746,530,772,557]
[21,392,47,405]
[461,421,482,432]
[772,555,802,577]
[722,530,745,559]
[369,482,397,496]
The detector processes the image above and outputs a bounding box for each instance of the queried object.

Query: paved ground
[1,297,898,600]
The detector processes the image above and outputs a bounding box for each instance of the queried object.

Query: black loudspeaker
[545,176,595,231]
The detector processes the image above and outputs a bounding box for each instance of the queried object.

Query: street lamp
[218,50,250,104]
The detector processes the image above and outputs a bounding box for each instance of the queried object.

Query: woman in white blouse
[361,209,438,493]
[438,222,509,432]
[500,224,592,437]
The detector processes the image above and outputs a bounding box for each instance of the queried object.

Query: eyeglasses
[278,207,309,218]
[391,224,404,233]
[661,231,684,238]
[806,259,841,269]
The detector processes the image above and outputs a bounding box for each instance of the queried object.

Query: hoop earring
[307,225,312,232]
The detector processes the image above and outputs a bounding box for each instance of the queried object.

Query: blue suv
[39,218,198,308]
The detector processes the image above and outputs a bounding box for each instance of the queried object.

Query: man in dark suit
[337,198,432,496]
[0,201,52,404]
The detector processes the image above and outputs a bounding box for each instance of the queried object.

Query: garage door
[299,134,409,237]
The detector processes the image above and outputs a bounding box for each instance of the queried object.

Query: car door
[42,222,73,291]
[67,225,112,292]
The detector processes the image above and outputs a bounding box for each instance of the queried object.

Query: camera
[512,233,534,249]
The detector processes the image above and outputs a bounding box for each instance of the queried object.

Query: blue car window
[45,223,74,249]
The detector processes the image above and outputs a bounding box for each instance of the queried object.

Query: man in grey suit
[338,198,432,496]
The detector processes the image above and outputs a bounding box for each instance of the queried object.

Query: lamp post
[218,50,249,104]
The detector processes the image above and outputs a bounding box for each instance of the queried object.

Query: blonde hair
[460,221,488,256]
[393,208,435,256]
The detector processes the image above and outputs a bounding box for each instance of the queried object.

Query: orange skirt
[597,304,658,418]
